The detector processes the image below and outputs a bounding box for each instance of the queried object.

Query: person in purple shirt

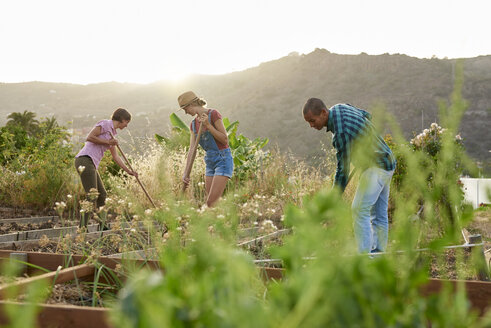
[75,108,138,226]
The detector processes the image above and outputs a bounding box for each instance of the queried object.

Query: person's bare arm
[86,126,118,146]
[199,113,228,145]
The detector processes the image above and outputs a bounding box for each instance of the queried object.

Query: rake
[109,132,156,207]
[182,117,204,192]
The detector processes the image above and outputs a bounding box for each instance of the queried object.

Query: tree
[6,110,39,136]
[40,116,59,132]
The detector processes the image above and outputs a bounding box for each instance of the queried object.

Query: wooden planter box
[0,252,489,327]
[0,250,160,328]
[258,267,491,316]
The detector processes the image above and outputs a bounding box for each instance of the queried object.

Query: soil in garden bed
[15,240,60,253]
[11,231,151,256]
[0,221,60,235]
[468,207,491,236]
[46,282,116,307]
[46,283,95,306]
[0,207,56,220]
[429,248,486,281]
[11,282,115,307]
[246,236,284,261]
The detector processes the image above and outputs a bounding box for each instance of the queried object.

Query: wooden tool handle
[109,132,156,207]
[182,119,204,191]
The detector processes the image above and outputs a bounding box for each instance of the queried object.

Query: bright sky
[0,0,489,84]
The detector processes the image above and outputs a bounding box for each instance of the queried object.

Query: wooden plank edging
[237,229,291,247]
[0,220,160,247]
[107,248,158,260]
[0,263,487,327]
[422,278,491,315]
[0,216,58,225]
[0,228,138,251]
[258,267,491,316]
[0,264,95,300]
[0,301,112,328]
[0,250,160,273]
[0,223,99,243]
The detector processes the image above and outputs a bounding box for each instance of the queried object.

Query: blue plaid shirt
[326,104,396,191]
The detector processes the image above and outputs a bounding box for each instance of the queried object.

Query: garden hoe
[182,117,204,192]
[109,132,156,208]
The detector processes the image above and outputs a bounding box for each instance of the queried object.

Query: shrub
[0,114,76,209]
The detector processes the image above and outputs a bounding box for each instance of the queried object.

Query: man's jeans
[352,167,394,253]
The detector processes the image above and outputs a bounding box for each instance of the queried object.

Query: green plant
[112,215,267,327]
[154,113,190,151]
[384,133,408,192]
[1,259,49,327]
[0,115,75,209]
[223,117,269,182]
[6,110,39,136]
[410,122,464,159]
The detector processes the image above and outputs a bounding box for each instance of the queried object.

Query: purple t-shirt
[76,120,117,169]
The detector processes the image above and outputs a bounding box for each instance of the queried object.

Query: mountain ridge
[0,49,489,165]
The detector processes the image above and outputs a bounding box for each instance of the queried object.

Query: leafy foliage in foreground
[109,60,490,327]
[114,216,266,328]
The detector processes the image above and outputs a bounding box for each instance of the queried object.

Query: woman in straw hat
[178,91,233,207]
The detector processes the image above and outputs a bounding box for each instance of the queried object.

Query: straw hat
[177,91,199,109]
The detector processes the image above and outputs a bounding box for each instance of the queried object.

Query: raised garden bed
[0,250,160,327]
[0,216,62,235]
[0,211,488,327]
[0,250,489,327]
[258,267,491,316]
[0,220,161,257]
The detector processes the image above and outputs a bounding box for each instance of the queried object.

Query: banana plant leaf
[154,133,169,145]
[223,118,239,133]
[256,138,269,148]
[170,113,189,131]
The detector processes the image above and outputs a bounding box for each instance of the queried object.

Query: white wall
[460,178,491,208]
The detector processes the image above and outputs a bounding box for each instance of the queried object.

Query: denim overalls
[192,110,234,178]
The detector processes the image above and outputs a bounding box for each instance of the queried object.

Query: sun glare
[0,0,489,84]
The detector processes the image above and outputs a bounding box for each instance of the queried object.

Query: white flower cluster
[54,201,66,212]
[258,219,278,234]
[79,200,94,214]
[410,122,446,148]
[410,122,463,150]
[87,188,100,201]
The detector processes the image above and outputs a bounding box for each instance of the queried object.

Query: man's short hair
[303,98,327,116]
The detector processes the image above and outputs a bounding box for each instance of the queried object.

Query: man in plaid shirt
[303,98,396,253]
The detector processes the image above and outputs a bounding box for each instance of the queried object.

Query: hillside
[0,49,489,165]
